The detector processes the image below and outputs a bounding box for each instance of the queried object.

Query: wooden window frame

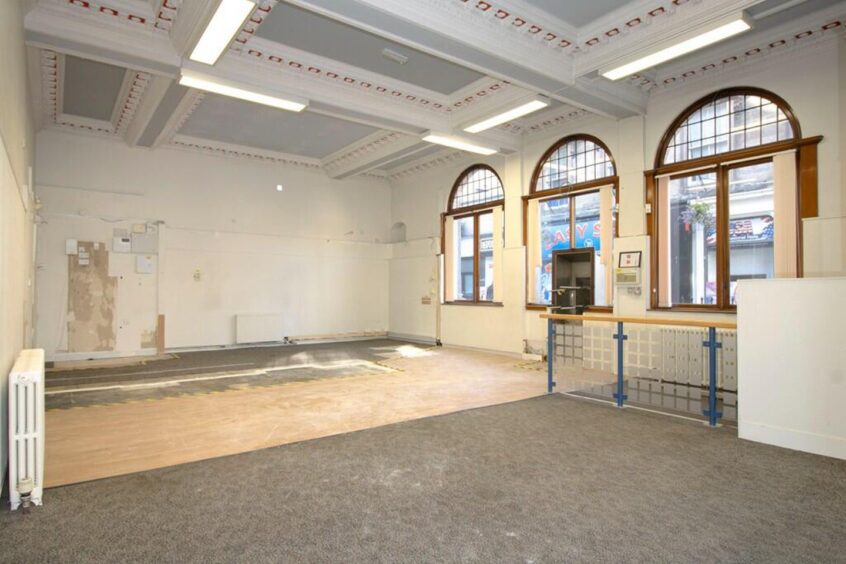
[523,134,619,312]
[646,87,821,313]
[442,165,505,306]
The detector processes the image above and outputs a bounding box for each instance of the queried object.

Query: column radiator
[8,348,45,510]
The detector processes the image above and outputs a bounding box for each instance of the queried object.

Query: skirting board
[739,421,846,461]
[387,332,437,346]
[47,348,159,363]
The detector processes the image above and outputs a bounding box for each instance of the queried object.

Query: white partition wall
[737,278,846,460]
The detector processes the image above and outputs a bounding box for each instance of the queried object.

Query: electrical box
[614,268,641,286]
[113,236,132,253]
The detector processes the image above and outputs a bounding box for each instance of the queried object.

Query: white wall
[388,36,844,354]
[737,278,846,460]
[35,130,392,357]
[0,0,36,476]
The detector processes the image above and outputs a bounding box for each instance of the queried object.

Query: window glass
[452,167,503,210]
[478,213,494,302]
[667,172,718,305]
[728,162,775,304]
[538,197,570,304]
[663,94,794,165]
[536,139,614,191]
[454,216,475,300]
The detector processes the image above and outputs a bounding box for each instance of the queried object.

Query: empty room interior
[1,0,846,561]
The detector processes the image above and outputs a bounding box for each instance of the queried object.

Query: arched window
[657,88,800,167]
[448,165,504,212]
[443,165,505,304]
[525,135,618,309]
[533,135,616,192]
[648,87,818,312]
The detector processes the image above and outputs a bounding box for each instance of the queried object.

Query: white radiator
[9,348,45,510]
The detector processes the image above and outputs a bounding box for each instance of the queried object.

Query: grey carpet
[2,395,844,563]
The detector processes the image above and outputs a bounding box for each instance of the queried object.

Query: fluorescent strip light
[601,15,751,80]
[190,0,256,65]
[463,96,549,133]
[179,71,308,112]
[422,132,497,155]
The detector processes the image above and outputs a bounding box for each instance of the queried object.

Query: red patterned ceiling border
[115,72,151,133]
[456,0,693,53]
[154,0,182,32]
[234,0,278,47]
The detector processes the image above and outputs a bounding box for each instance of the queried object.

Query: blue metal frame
[612,321,627,408]
[547,318,556,393]
[702,326,723,427]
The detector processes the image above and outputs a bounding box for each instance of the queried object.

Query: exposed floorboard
[3,395,844,562]
[44,340,559,486]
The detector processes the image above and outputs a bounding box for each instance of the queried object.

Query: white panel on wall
[737,278,846,460]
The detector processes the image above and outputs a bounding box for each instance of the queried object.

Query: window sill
[649,306,737,314]
[444,301,504,307]
[525,304,613,313]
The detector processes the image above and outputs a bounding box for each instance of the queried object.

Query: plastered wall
[34,130,392,358]
[0,1,36,476]
[388,36,845,354]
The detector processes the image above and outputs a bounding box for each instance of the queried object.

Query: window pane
[536,138,614,191]
[478,213,494,302]
[452,167,503,210]
[454,216,475,300]
[667,173,718,305]
[539,197,570,304]
[728,162,775,305]
[660,92,796,165]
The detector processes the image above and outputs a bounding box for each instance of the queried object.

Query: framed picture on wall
[618,251,642,269]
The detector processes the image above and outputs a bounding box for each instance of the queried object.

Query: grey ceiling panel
[137,82,190,148]
[521,0,634,28]
[179,93,378,158]
[63,55,127,121]
[255,3,484,94]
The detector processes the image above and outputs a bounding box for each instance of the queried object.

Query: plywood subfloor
[45,346,548,487]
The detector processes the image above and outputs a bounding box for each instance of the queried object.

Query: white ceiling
[24,0,846,177]
[179,93,378,159]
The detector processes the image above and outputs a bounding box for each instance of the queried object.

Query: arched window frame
[523,135,620,311]
[441,165,506,305]
[646,87,822,312]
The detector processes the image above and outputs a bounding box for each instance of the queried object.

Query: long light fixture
[601,13,752,81]
[179,70,308,112]
[463,95,549,133]
[190,0,257,65]
[422,132,497,155]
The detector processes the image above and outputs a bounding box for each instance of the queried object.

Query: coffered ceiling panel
[254,2,485,95]
[179,94,378,159]
[63,54,126,121]
[521,0,633,27]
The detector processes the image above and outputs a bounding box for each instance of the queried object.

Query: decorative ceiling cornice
[60,0,166,32]
[323,131,403,172]
[388,150,469,180]
[170,135,322,168]
[234,0,278,47]
[637,10,846,93]
[154,0,182,32]
[454,0,577,51]
[500,107,590,135]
